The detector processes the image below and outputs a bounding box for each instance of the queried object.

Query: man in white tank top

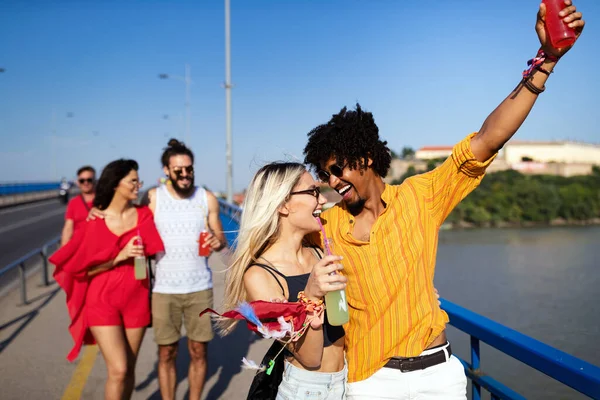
[146,139,226,400]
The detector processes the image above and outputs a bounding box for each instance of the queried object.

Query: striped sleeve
[413,132,497,226]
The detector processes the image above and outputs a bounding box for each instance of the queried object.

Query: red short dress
[50,205,164,362]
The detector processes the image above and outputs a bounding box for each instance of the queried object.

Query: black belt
[384,344,452,373]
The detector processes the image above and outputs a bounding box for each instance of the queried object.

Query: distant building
[394,139,600,180]
[503,140,600,165]
[415,146,453,160]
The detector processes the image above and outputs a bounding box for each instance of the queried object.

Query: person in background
[61,165,96,246]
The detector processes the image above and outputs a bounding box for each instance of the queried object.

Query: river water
[436,225,600,399]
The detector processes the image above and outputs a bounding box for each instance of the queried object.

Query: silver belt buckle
[399,357,415,373]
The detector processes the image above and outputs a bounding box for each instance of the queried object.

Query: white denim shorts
[276,359,348,400]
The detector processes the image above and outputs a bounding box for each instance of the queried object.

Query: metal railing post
[19,262,27,305]
[471,335,481,400]
[41,246,50,286]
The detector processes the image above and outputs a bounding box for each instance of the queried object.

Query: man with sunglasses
[60,165,96,246]
[145,138,227,400]
[302,3,584,397]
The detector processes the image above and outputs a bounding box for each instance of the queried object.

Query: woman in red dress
[50,159,164,400]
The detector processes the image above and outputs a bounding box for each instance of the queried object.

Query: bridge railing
[442,299,600,399]
[0,182,61,196]
[216,198,600,399]
[218,199,242,247]
[0,236,60,305]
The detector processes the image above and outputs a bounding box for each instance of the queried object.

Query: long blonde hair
[220,162,307,335]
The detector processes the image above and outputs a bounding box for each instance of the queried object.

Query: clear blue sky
[1,0,598,192]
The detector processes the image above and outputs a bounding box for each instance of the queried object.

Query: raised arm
[471,0,584,162]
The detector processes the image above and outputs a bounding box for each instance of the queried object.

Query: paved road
[0,199,66,268]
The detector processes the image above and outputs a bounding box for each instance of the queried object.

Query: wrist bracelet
[523,49,558,79]
[521,77,545,95]
[297,291,324,313]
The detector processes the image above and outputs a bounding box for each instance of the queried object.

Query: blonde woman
[222,162,348,399]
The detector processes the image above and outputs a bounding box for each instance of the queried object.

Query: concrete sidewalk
[0,250,271,400]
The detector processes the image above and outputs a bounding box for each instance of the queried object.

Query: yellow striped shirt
[320,133,495,382]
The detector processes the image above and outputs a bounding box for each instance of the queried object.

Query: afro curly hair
[303,103,392,178]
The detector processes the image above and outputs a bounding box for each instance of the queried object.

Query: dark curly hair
[161,138,194,167]
[93,159,139,210]
[303,103,392,178]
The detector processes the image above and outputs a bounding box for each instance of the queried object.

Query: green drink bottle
[323,240,349,326]
[134,232,147,280]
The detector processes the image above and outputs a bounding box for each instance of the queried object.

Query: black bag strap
[80,194,91,212]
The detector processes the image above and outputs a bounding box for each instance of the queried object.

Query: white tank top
[153,184,212,294]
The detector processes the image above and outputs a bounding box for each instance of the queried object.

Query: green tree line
[394,165,600,227]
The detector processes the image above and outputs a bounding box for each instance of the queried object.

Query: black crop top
[246,250,345,347]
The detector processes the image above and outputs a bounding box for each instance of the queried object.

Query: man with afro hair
[303,3,585,397]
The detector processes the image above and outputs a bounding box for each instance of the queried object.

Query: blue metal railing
[0,182,61,196]
[218,199,242,248]
[216,198,600,399]
[442,299,600,399]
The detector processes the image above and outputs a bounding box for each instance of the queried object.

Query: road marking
[60,345,98,400]
[0,199,60,216]
[0,208,65,235]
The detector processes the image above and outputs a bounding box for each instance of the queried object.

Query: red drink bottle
[198,230,211,257]
[543,0,576,49]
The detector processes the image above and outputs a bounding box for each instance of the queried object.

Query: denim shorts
[276,360,348,400]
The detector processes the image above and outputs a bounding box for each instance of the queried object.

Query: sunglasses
[290,186,321,199]
[172,165,194,177]
[78,178,94,184]
[317,162,347,183]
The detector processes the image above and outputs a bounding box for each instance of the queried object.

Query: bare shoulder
[204,189,220,210]
[243,264,287,301]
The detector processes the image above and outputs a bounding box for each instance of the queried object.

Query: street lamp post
[224,0,234,203]
[158,65,192,145]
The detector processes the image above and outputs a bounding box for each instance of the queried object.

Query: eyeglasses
[78,178,94,184]
[172,165,194,177]
[289,187,321,199]
[316,162,347,183]
[125,180,144,188]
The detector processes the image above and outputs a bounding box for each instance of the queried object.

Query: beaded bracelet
[297,291,324,313]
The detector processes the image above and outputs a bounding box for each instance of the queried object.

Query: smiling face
[318,157,373,216]
[164,154,195,197]
[283,171,327,233]
[115,169,141,202]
